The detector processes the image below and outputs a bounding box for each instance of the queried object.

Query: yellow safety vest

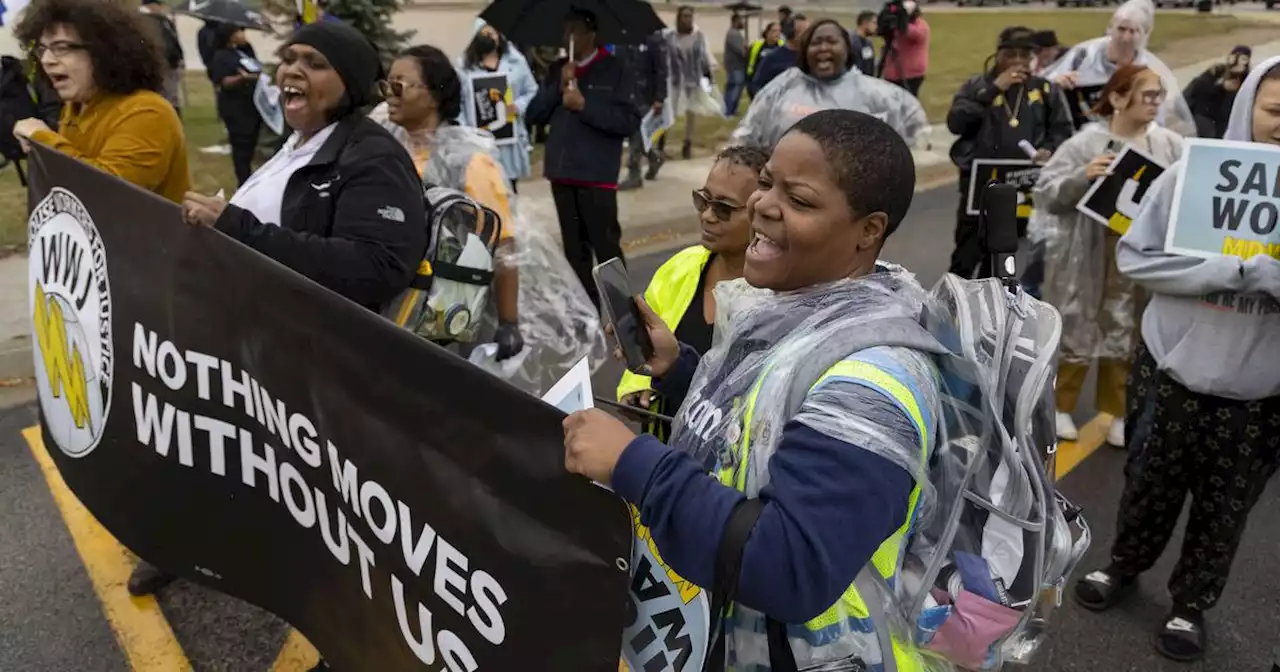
[747,39,785,77]
[717,356,931,671]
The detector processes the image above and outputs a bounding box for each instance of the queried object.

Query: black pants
[509,179,518,195]
[551,182,623,307]
[1111,340,1280,611]
[227,122,261,187]
[950,175,988,279]
[626,129,658,177]
[888,76,925,97]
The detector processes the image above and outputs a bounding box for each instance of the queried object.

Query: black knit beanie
[286,22,380,108]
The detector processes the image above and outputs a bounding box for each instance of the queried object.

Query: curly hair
[399,45,463,122]
[16,0,166,95]
[716,144,769,175]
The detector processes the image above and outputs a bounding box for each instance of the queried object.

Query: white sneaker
[1056,412,1079,441]
[1107,417,1125,448]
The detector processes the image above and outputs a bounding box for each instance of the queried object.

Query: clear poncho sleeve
[490,199,609,396]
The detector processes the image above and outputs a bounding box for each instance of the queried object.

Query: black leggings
[227,120,262,187]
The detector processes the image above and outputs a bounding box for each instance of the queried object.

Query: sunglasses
[1137,88,1167,105]
[692,189,745,221]
[377,79,424,98]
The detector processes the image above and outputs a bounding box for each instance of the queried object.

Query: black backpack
[0,55,59,184]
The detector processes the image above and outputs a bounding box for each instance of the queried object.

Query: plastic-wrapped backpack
[383,185,501,344]
[905,275,1091,670]
[736,274,1090,671]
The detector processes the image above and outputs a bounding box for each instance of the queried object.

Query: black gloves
[494,321,525,361]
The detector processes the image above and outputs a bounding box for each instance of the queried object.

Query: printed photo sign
[1076,145,1166,235]
[1166,138,1280,260]
[965,159,1041,224]
[465,73,516,146]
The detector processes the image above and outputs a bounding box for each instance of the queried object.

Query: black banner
[1076,146,1166,236]
[466,73,516,145]
[965,159,1041,226]
[25,143,630,671]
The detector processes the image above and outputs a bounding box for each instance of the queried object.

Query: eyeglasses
[692,189,745,221]
[1139,89,1167,105]
[33,41,84,60]
[377,79,425,98]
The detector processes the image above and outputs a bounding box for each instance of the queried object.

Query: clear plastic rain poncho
[369,104,608,396]
[665,266,946,670]
[1032,122,1182,364]
[649,266,1088,670]
[664,25,725,118]
[1039,0,1197,137]
[729,68,929,149]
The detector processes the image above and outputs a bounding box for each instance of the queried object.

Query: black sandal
[1154,609,1206,662]
[1072,567,1137,611]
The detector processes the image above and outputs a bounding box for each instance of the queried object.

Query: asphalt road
[2,183,1278,671]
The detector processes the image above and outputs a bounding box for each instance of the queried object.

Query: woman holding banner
[1072,57,1280,663]
[566,110,942,671]
[1034,64,1182,447]
[458,19,538,194]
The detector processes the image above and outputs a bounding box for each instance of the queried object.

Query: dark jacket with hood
[526,50,640,185]
[947,72,1073,177]
[215,115,427,310]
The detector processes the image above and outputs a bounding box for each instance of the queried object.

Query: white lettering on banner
[128,322,510,667]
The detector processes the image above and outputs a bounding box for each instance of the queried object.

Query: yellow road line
[22,426,193,672]
[1055,413,1112,480]
[268,628,321,672]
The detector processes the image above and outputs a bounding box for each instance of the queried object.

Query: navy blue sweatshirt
[749,47,798,97]
[611,344,926,623]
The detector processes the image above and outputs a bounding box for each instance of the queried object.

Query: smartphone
[592,258,654,372]
[1105,139,1122,154]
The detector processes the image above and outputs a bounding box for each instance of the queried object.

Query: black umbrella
[174,0,271,30]
[479,0,665,49]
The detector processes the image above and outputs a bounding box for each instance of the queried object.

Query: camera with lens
[876,0,911,38]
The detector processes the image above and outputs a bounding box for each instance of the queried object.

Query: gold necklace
[1004,85,1024,128]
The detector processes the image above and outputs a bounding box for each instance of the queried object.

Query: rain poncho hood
[1115,55,1280,400]
[730,67,928,149]
[367,107,609,396]
[1040,0,1196,136]
[1033,122,1182,364]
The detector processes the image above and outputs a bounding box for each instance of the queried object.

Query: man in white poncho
[729,18,928,150]
[1040,0,1196,137]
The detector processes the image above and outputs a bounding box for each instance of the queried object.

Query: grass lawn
[0,11,1267,250]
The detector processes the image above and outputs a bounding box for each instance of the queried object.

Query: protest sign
[965,159,1040,225]
[25,143,630,671]
[1166,138,1280,261]
[1077,145,1166,235]
[465,73,516,146]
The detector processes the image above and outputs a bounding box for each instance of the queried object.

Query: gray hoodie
[1115,54,1280,400]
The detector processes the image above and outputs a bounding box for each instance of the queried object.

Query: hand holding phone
[593,259,679,375]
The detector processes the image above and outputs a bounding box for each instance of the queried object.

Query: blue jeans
[724,70,747,116]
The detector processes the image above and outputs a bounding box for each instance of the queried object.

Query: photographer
[945,27,1072,278]
[879,0,929,97]
[1183,45,1250,139]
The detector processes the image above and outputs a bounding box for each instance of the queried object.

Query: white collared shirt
[230,122,339,226]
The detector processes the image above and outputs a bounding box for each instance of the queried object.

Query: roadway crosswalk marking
[21,427,192,672]
[23,412,1110,670]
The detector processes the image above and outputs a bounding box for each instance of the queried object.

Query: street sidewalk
[2,42,1276,380]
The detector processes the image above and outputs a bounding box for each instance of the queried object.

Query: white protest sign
[1166,138,1280,260]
